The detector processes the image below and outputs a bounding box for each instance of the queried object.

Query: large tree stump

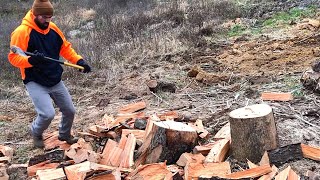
[229,104,278,163]
[135,121,198,165]
[300,68,320,93]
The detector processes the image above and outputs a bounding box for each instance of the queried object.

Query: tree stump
[229,104,278,163]
[300,68,320,93]
[135,121,198,165]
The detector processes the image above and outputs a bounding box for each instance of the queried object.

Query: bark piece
[268,143,303,167]
[147,80,177,93]
[301,143,320,161]
[229,104,278,163]
[28,149,64,166]
[184,162,231,180]
[135,121,198,165]
[204,139,230,163]
[126,162,172,180]
[87,169,121,180]
[261,92,293,101]
[176,153,205,167]
[300,68,320,93]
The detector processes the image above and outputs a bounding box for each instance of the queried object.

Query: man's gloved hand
[76,59,91,73]
[28,51,45,65]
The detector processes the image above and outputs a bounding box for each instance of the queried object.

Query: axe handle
[25,52,84,70]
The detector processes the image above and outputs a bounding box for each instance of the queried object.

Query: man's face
[34,15,53,30]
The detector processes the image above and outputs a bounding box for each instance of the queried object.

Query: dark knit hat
[32,0,54,16]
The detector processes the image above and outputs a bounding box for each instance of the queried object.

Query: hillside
[0,0,320,179]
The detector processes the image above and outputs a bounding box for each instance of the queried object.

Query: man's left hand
[77,59,91,73]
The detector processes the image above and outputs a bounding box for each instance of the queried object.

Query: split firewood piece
[268,143,303,167]
[189,120,209,139]
[0,145,14,163]
[126,162,172,180]
[87,169,121,180]
[185,162,231,180]
[27,160,59,177]
[118,101,146,114]
[101,114,116,129]
[122,129,145,142]
[258,165,278,180]
[301,143,320,161]
[193,142,216,156]
[222,164,272,179]
[88,125,117,139]
[78,132,99,139]
[261,92,293,101]
[113,112,146,127]
[247,160,258,169]
[0,157,10,164]
[100,139,118,165]
[43,131,71,150]
[135,121,198,165]
[146,79,177,93]
[259,151,270,165]
[158,111,179,121]
[65,138,101,164]
[204,139,230,163]
[36,168,65,180]
[108,147,124,167]
[213,123,231,140]
[167,164,184,179]
[229,104,278,163]
[0,163,9,180]
[119,134,136,168]
[65,161,132,180]
[275,166,299,180]
[176,153,205,167]
[143,118,155,141]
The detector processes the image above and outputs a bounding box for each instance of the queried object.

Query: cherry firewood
[184,162,231,180]
[36,168,66,180]
[301,143,320,161]
[135,121,198,165]
[122,129,145,142]
[126,162,172,180]
[100,139,118,165]
[0,145,14,162]
[204,139,230,163]
[213,123,231,140]
[193,142,216,156]
[43,131,71,150]
[258,165,278,180]
[119,133,136,168]
[261,92,293,101]
[176,153,205,167]
[118,101,146,114]
[223,164,272,179]
[275,166,299,180]
[27,160,59,177]
[229,104,278,163]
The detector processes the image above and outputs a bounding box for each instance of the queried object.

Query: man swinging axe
[8,0,91,148]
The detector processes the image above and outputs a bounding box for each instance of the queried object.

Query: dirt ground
[1,10,320,180]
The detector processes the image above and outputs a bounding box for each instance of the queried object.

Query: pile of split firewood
[0,101,319,179]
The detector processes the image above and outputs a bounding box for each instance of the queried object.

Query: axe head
[10,45,27,57]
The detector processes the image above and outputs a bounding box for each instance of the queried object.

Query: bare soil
[1,6,320,180]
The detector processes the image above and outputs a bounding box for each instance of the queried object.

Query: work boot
[58,135,79,145]
[33,135,45,148]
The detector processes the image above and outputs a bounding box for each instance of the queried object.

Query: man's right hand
[28,51,45,65]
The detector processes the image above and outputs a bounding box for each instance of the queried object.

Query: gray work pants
[25,81,75,139]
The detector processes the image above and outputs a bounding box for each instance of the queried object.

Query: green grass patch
[228,24,247,36]
[262,6,317,27]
